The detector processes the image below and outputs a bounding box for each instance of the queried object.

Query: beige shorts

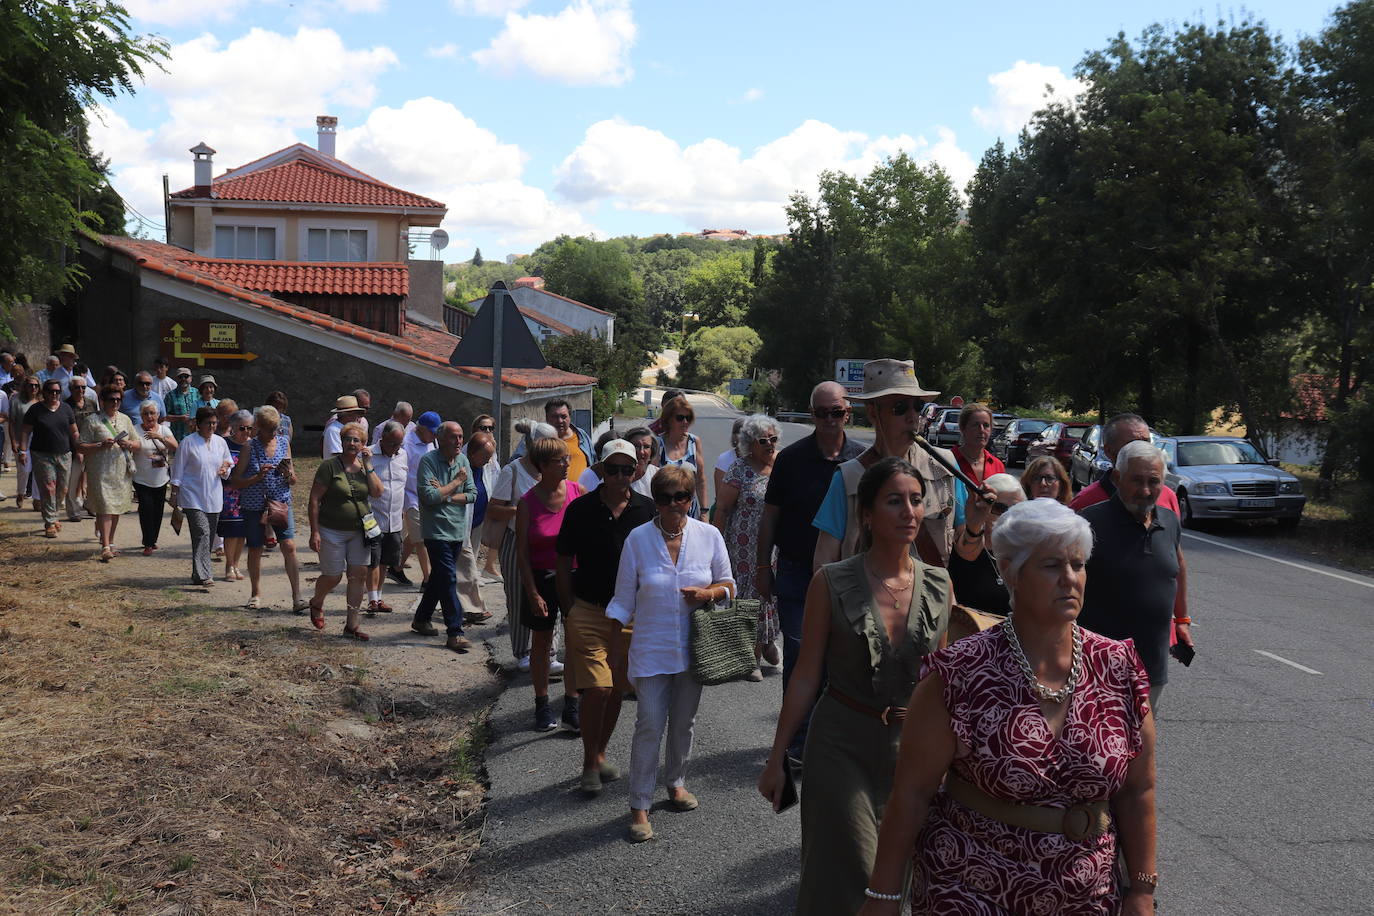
[565,599,632,692]
[317,526,371,576]
[403,506,423,543]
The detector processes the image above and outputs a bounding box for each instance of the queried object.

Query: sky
[92,0,1341,262]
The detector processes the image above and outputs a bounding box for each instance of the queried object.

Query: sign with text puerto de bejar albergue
[159,320,259,368]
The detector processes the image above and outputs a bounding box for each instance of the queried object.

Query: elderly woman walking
[713,413,783,680]
[80,383,140,561]
[858,498,1157,915]
[307,422,381,638]
[132,398,177,555]
[608,465,734,843]
[217,409,254,581]
[169,407,232,584]
[759,457,951,916]
[232,405,304,611]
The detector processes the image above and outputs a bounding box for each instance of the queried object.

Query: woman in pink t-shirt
[517,436,583,733]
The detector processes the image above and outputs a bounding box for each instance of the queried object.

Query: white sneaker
[516,654,531,672]
[549,657,565,675]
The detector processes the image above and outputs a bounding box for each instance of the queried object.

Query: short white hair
[983,473,1023,499]
[1115,439,1165,473]
[736,413,779,458]
[991,498,1094,596]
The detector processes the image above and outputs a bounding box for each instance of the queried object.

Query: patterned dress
[217,439,245,537]
[79,411,136,516]
[722,460,779,644]
[914,625,1151,915]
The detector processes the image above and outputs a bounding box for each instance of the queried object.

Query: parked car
[991,418,1051,467]
[928,408,963,448]
[918,403,951,438]
[1070,425,1166,490]
[1160,436,1305,527]
[1027,421,1093,471]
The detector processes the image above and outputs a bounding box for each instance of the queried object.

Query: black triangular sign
[449,282,548,370]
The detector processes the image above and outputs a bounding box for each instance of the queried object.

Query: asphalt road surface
[465,396,1374,915]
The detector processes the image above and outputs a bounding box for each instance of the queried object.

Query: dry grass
[0,519,489,914]
[1281,465,1374,573]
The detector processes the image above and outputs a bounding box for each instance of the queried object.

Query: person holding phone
[232,405,304,611]
[947,473,1026,615]
[759,457,951,915]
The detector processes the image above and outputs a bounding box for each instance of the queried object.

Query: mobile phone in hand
[1169,643,1195,667]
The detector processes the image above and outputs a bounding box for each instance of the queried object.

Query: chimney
[189,142,215,195]
[316,115,338,157]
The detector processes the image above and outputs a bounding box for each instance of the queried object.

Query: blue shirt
[814,467,967,537]
[472,465,489,529]
[120,388,165,421]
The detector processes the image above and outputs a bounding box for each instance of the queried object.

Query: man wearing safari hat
[322,395,368,458]
[811,358,959,568]
[51,344,96,388]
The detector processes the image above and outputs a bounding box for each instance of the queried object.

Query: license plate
[1240,498,1275,508]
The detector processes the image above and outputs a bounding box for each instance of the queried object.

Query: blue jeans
[417,539,465,636]
[776,555,817,756]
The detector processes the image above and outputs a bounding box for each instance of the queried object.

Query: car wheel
[1178,490,1195,528]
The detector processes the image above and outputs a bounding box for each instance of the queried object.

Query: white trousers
[455,521,486,614]
[628,671,703,811]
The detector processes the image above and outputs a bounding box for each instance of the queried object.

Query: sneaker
[548,657,565,676]
[386,567,412,587]
[516,654,531,672]
[534,701,557,732]
[745,667,764,683]
[480,570,503,584]
[561,696,581,734]
[371,599,395,614]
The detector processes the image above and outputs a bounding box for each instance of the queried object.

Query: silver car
[1159,436,1305,528]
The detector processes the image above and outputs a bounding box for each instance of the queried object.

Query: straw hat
[330,395,365,416]
[848,358,940,401]
[57,343,78,357]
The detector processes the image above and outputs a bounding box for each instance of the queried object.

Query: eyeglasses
[603,464,635,477]
[812,407,848,419]
[655,490,693,506]
[674,414,692,423]
[236,424,253,431]
[885,399,919,416]
[1032,475,1059,486]
[756,435,779,445]
[102,395,121,403]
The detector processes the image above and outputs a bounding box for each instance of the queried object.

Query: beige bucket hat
[849,358,940,401]
[330,395,365,416]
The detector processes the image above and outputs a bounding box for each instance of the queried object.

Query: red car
[1026,422,1093,470]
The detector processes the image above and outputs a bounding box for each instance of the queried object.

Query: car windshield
[1017,420,1050,434]
[1176,440,1267,467]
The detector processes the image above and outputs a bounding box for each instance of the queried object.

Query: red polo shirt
[954,448,1005,486]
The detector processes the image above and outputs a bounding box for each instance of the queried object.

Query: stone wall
[74,251,589,460]
[2,302,53,361]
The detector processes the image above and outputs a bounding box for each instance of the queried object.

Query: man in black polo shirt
[756,381,865,760]
[557,439,656,796]
[1079,440,1184,708]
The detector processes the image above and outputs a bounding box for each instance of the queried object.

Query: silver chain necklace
[1003,615,1083,704]
[654,517,684,541]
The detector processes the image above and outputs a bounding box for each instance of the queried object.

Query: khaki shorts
[566,599,632,692]
[403,506,423,543]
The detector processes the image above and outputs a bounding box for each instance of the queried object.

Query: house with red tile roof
[69,116,595,454]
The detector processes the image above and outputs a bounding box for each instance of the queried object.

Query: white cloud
[553,118,976,230]
[451,0,530,14]
[735,88,764,104]
[472,0,635,86]
[972,60,1085,135]
[123,0,251,26]
[339,97,526,187]
[426,42,461,58]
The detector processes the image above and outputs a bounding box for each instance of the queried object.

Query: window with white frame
[214,225,276,259]
[306,228,368,262]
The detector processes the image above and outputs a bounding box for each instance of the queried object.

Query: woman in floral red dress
[860,498,1158,916]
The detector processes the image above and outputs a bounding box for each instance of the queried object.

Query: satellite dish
[429,229,449,251]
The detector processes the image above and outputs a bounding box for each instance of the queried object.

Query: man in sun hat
[322,394,368,458]
[196,375,220,411]
[164,367,198,441]
[811,357,961,568]
[50,344,97,389]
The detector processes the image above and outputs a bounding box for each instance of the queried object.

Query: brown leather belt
[945,773,1111,843]
[826,685,906,725]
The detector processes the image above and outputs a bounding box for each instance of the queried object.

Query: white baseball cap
[600,439,637,463]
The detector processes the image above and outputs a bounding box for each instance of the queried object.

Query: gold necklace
[866,558,913,606]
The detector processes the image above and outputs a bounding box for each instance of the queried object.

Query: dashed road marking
[1253,650,1323,675]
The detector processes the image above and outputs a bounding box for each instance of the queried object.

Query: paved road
[465,397,1374,915]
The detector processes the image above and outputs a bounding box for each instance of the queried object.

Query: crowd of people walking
[1,343,1192,913]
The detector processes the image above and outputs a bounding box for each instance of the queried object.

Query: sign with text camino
[159,320,259,367]
[835,358,870,395]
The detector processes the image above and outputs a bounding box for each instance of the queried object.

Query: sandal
[310,602,325,630]
[292,598,309,615]
[98,546,114,563]
[342,624,370,641]
[245,596,262,610]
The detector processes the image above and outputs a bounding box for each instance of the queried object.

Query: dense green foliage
[676,325,761,390]
[0,1,164,315]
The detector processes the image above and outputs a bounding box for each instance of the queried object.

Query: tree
[681,253,753,328]
[472,247,484,266]
[0,1,165,312]
[677,326,762,391]
[542,331,642,421]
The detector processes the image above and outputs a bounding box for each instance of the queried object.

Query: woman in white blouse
[170,406,232,586]
[132,399,177,556]
[607,464,735,844]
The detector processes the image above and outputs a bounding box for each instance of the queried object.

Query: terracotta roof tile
[89,235,595,393]
[181,257,409,297]
[171,159,444,209]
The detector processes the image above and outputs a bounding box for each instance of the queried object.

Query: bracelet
[1132,872,1159,892]
[1173,617,1191,625]
[756,564,772,570]
[863,887,902,901]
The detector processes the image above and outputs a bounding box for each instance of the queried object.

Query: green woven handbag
[689,598,761,685]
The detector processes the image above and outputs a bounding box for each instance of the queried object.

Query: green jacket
[418,449,477,542]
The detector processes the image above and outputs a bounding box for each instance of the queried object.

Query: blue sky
[95,0,1340,260]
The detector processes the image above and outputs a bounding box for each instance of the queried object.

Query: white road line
[1253,650,1323,675]
[1181,531,1374,590]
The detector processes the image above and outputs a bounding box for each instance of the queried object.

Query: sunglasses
[603,463,635,478]
[476,424,495,432]
[24,382,40,388]
[655,490,693,506]
[102,395,121,402]
[885,399,919,416]
[756,435,779,445]
[674,414,692,423]
[812,407,848,419]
